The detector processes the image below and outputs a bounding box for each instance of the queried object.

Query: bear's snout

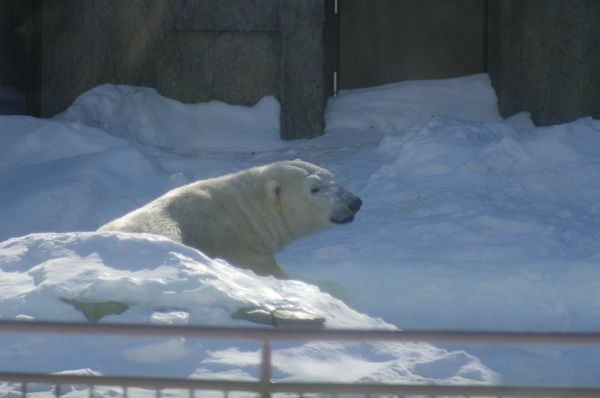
[330,189,362,225]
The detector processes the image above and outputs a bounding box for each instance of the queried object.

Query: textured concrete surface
[488,0,600,125]
[41,0,327,139]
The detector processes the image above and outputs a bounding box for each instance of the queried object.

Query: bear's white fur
[98,160,362,277]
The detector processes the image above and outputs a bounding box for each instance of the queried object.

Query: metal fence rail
[2,320,600,397]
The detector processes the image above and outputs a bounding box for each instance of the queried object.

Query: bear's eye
[310,186,321,194]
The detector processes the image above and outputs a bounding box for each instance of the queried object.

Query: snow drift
[1,73,600,393]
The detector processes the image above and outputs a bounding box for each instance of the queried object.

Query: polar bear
[98,160,362,278]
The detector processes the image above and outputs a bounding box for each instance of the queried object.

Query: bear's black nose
[348,197,362,213]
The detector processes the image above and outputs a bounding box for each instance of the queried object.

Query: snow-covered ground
[2,74,600,396]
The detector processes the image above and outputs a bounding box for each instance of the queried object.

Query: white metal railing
[1,320,600,397]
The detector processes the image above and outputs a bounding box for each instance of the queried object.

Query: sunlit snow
[1,74,600,395]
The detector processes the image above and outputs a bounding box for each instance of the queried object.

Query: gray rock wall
[42,0,166,114]
[41,0,327,140]
[488,0,600,125]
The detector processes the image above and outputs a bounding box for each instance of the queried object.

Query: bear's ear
[265,180,281,202]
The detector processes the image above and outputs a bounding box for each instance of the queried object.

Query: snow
[57,84,283,152]
[325,74,504,138]
[1,73,600,395]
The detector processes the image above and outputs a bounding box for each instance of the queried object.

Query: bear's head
[262,159,362,239]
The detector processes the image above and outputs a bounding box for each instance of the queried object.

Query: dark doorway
[338,0,487,90]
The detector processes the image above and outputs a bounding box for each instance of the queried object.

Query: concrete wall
[41,0,328,140]
[488,0,600,125]
[0,0,26,91]
[35,0,600,136]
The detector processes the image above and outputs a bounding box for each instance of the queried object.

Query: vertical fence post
[260,339,272,398]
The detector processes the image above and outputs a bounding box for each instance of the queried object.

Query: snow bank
[0,115,127,173]
[279,115,600,335]
[325,74,504,136]
[57,84,283,152]
[0,231,384,328]
[1,73,600,389]
[0,232,498,392]
[368,115,600,265]
[0,146,183,242]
